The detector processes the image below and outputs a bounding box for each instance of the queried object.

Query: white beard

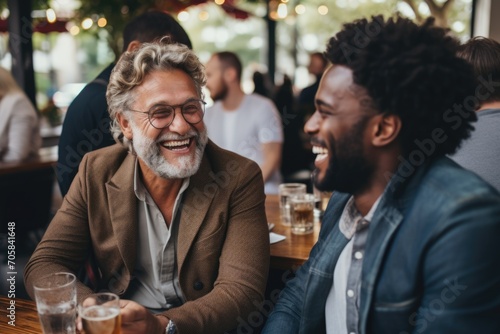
[130,122,208,179]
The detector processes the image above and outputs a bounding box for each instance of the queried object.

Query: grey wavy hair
[106,41,206,151]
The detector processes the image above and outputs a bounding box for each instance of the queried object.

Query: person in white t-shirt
[204,51,283,194]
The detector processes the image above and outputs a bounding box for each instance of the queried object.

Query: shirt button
[193,281,204,291]
[354,251,363,260]
[347,289,355,298]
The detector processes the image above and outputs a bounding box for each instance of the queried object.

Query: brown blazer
[25,141,270,333]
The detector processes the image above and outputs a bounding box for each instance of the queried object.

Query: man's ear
[126,40,142,52]
[116,113,133,140]
[370,113,402,147]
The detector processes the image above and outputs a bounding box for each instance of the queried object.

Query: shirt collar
[339,195,382,239]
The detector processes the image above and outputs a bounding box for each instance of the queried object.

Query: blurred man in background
[451,36,500,191]
[204,51,283,194]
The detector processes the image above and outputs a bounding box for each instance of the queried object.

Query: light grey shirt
[0,92,41,162]
[325,196,380,334]
[123,160,189,311]
[204,93,284,194]
[450,108,500,191]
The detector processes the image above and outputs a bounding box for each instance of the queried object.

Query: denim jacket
[263,157,500,333]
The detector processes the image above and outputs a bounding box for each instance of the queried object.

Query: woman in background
[0,67,41,162]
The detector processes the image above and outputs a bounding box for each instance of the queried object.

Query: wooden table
[0,146,57,176]
[266,195,320,270]
[0,296,41,333]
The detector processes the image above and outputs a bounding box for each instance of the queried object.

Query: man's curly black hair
[325,16,477,158]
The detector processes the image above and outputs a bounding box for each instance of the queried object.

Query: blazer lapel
[105,153,138,276]
[301,194,351,332]
[176,153,217,272]
[358,160,433,331]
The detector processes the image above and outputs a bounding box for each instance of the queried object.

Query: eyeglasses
[129,98,206,129]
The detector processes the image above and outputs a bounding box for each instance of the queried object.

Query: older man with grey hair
[25,41,270,334]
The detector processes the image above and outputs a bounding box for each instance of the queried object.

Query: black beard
[211,81,228,102]
[314,116,374,194]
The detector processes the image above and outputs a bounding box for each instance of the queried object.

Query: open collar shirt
[326,195,381,334]
[123,160,189,311]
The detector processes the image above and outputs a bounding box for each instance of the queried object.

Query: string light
[214,0,225,5]
[81,17,93,29]
[46,8,56,23]
[69,25,80,35]
[199,11,210,21]
[295,4,306,15]
[318,5,329,15]
[97,17,107,28]
[277,3,288,19]
[177,11,190,22]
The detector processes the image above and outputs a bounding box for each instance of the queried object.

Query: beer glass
[33,272,77,334]
[290,193,316,235]
[79,292,121,334]
[279,183,307,226]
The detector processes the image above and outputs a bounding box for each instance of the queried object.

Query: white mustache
[156,131,198,143]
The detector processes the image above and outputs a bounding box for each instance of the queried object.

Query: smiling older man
[25,41,270,334]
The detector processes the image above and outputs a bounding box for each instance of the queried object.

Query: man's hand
[119,299,168,334]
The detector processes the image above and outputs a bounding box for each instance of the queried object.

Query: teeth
[163,139,190,147]
[312,146,328,155]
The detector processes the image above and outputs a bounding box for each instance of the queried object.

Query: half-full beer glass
[79,292,121,334]
[279,183,307,226]
[290,193,316,235]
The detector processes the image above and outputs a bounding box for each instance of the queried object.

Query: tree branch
[402,0,424,23]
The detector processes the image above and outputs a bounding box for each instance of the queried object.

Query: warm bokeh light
[214,0,225,5]
[452,21,466,32]
[81,18,93,29]
[199,11,210,21]
[97,17,107,28]
[277,3,288,19]
[69,25,80,35]
[46,8,56,23]
[177,11,190,22]
[318,5,329,15]
[269,11,279,20]
[295,4,306,15]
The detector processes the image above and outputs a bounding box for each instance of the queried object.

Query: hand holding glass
[79,292,121,334]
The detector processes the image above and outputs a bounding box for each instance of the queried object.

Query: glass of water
[33,272,77,334]
[279,183,307,226]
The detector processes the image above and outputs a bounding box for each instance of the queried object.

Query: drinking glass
[79,292,121,334]
[313,186,333,220]
[279,183,307,226]
[33,272,77,334]
[290,193,316,235]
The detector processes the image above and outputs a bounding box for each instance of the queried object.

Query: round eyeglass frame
[129,99,206,129]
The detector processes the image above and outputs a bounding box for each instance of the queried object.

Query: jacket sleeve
[163,161,271,334]
[410,193,500,333]
[262,203,340,334]
[24,152,95,300]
